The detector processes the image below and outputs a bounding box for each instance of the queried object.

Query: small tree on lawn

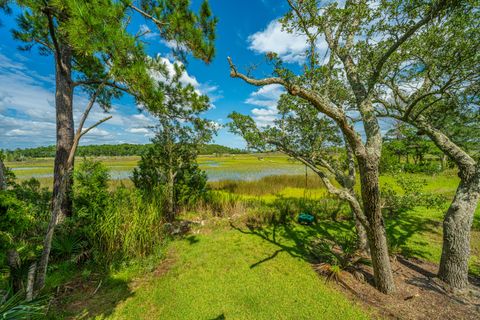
[133,61,215,221]
[133,118,212,222]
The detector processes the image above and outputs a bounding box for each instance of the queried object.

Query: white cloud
[0,50,221,149]
[138,24,159,39]
[151,56,221,104]
[87,128,110,137]
[0,52,158,148]
[248,20,328,64]
[5,129,32,136]
[245,84,284,127]
[127,127,150,134]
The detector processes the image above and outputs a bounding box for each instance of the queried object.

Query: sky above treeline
[0,1,323,149]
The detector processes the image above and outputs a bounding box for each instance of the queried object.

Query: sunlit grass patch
[101,229,370,320]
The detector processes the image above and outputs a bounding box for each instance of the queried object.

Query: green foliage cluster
[381,176,446,217]
[67,159,166,264]
[380,123,445,174]
[0,180,50,254]
[97,186,166,262]
[0,173,50,304]
[133,118,212,220]
[49,159,111,265]
[308,236,370,283]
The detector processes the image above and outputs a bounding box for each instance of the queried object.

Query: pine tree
[2,0,217,219]
[1,0,217,295]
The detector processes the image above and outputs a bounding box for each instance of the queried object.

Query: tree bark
[26,262,36,302]
[440,154,448,171]
[34,174,66,295]
[438,168,480,289]
[399,116,479,290]
[0,157,6,190]
[33,85,108,297]
[53,45,74,221]
[166,169,176,222]
[358,161,396,294]
[349,202,369,253]
[7,249,23,293]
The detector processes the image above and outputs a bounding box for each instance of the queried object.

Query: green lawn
[55,227,370,320]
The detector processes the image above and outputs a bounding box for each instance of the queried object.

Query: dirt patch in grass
[319,256,480,320]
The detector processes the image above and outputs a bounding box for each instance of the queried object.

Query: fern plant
[309,236,371,283]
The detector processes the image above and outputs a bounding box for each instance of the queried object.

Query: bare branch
[227,56,366,158]
[79,116,112,139]
[227,57,286,87]
[128,3,168,27]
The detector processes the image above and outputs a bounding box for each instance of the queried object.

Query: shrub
[381,176,446,217]
[73,158,110,221]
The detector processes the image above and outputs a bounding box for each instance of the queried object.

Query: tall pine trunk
[53,46,74,221]
[438,168,480,289]
[0,157,6,190]
[358,161,396,294]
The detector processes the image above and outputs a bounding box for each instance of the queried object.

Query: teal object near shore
[298,213,315,224]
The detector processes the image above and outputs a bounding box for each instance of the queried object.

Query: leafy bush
[12,179,50,220]
[73,158,110,221]
[402,162,442,174]
[381,176,446,217]
[132,121,210,220]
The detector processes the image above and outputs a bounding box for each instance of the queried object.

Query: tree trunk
[438,168,480,290]
[166,169,176,222]
[349,202,369,253]
[7,249,23,293]
[53,46,74,221]
[26,262,36,302]
[34,169,69,295]
[0,157,6,190]
[401,116,479,290]
[358,161,396,294]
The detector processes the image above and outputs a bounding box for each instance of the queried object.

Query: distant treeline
[3,143,246,160]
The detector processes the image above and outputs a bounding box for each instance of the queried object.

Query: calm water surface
[13,165,305,181]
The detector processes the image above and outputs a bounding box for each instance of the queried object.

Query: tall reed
[97,187,166,262]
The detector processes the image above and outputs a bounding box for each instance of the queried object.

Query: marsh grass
[209,174,326,196]
[97,188,167,263]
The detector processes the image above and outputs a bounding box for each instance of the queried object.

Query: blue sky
[0,0,318,150]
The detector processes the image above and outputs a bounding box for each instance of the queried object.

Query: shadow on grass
[385,211,439,260]
[231,197,441,269]
[230,220,346,268]
[50,275,134,319]
[186,235,200,245]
